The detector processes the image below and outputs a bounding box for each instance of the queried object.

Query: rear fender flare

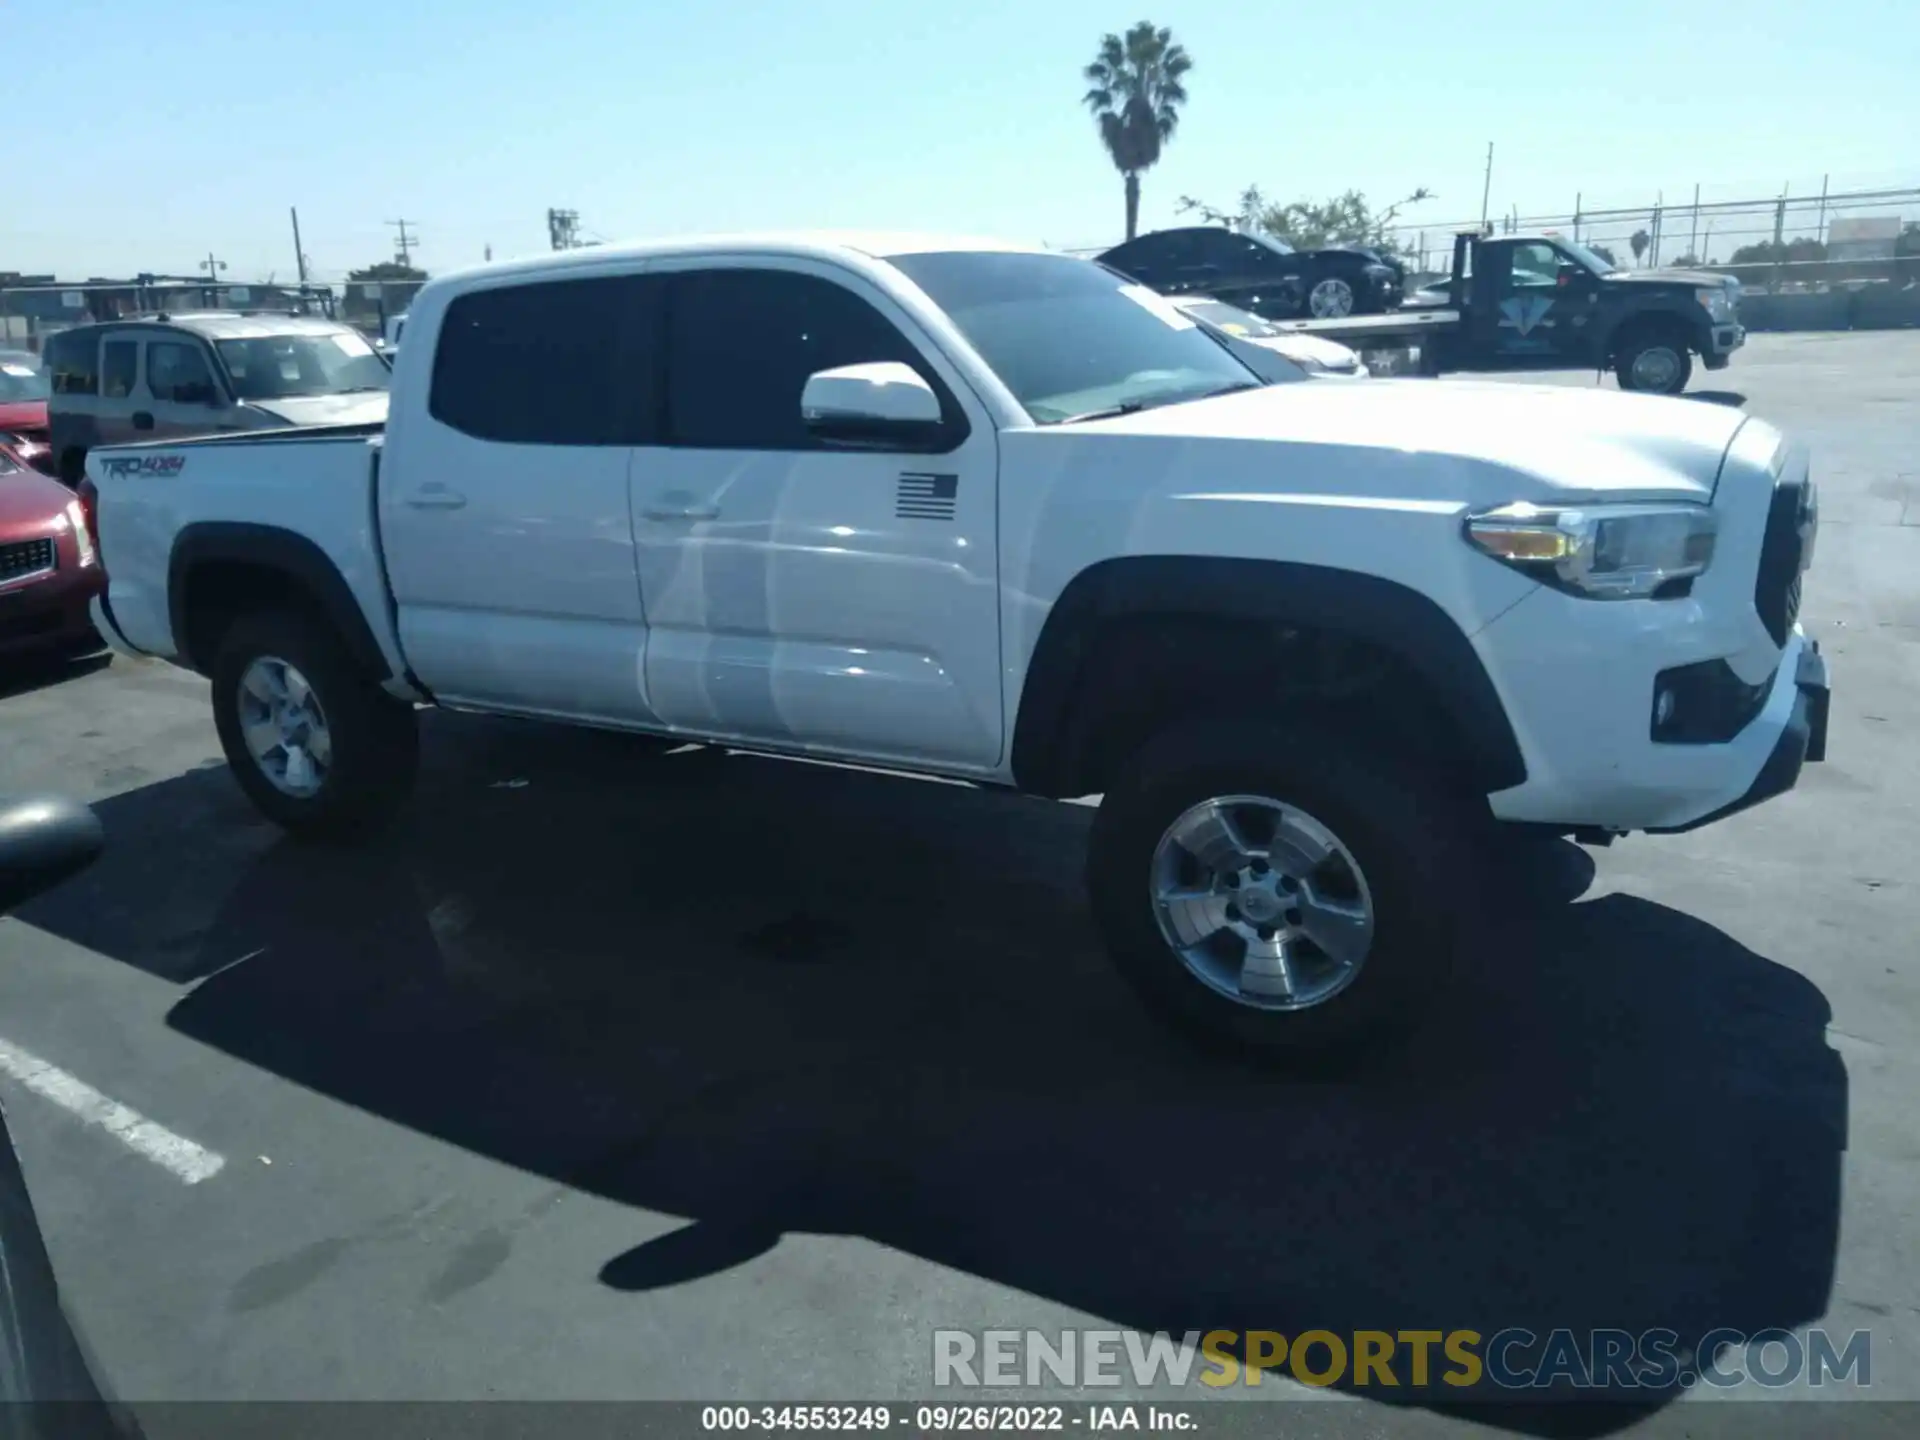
[168,522,389,679]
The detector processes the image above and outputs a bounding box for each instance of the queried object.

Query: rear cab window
[428,274,659,446]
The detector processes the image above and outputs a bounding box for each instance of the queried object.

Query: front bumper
[0,565,103,658]
[1646,640,1827,833]
[1703,322,1746,368]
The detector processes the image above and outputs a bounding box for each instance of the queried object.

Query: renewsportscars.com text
[933,1328,1871,1392]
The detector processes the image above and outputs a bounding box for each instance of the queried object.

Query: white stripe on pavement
[0,1037,225,1185]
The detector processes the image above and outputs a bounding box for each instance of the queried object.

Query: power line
[387,218,419,268]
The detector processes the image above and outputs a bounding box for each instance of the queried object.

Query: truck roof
[57,313,357,341]
[428,230,1054,290]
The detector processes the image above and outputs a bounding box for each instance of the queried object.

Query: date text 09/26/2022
[701,1406,1190,1432]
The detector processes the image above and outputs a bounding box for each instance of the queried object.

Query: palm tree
[1083,22,1193,242]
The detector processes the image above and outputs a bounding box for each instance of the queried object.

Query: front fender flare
[1009,556,1527,796]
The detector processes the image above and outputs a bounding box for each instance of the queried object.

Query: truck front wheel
[1086,719,1470,1068]
[211,611,418,841]
[1615,333,1694,394]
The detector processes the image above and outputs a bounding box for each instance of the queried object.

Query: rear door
[378,269,667,724]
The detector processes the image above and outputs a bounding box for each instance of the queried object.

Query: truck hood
[1608,268,1731,289]
[1061,377,1749,504]
[248,392,389,428]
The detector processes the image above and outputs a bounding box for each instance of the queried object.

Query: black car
[1099,226,1406,320]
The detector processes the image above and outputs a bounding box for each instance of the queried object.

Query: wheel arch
[168,522,391,680]
[1603,304,1708,360]
[1009,556,1527,799]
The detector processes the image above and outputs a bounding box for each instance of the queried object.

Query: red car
[0,435,103,658]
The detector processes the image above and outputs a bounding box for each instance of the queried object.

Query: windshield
[214,330,391,401]
[0,357,51,403]
[1556,238,1619,275]
[885,251,1259,424]
[1247,231,1296,256]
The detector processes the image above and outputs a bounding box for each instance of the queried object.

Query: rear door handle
[643,503,720,522]
[406,483,467,509]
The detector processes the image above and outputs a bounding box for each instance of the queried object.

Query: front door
[1468,240,1601,369]
[142,336,246,441]
[379,270,666,725]
[631,260,1004,772]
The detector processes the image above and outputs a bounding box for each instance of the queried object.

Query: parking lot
[2,330,1918,1435]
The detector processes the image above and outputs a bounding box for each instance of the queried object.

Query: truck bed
[1270,307,1460,341]
[85,426,404,680]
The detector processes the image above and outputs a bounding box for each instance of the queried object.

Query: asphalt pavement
[1,332,1917,1437]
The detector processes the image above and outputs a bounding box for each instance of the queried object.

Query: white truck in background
[80,231,1828,1066]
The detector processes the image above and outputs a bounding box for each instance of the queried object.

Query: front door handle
[131,412,154,431]
[406,483,467,509]
[643,503,720,522]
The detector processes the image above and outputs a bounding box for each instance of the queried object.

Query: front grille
[0,537,56,585]
[1754,472,1814,647]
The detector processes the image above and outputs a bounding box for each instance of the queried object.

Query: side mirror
[801,361,943,446]
[0,797,104,916]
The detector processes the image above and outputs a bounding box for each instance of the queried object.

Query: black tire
[210,610,418,841]
[1614,332,1694,394]
[1086,718,1475,1068]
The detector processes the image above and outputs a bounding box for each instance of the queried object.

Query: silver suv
[44,312,390,484]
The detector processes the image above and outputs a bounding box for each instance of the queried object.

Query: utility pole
[547,208,581,251]
[1688,183,1701,261]
[1479,143,1494,228]
[387,218,419,268]
[290,207,309,285]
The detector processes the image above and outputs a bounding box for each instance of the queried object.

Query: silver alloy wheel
[1308,277,1356,318]
[1149,794,1375,1012]
[237,655,333,798]
[1629,345,1683,391]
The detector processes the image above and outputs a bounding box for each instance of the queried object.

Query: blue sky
[7,0,1914,281]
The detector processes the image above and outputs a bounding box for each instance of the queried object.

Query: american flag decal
[896,471,959,521]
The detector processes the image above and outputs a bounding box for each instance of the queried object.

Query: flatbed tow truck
[1270,228,1746,394]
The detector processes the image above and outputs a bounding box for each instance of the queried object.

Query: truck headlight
[1465,501,1717,599]
[1697,286,1734,321]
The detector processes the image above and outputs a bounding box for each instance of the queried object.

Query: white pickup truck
[81,231,1828,1064]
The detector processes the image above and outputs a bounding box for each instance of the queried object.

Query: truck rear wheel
[1086,719,1470,1068]
[1615,334,1693,394]
[211,611,418,841]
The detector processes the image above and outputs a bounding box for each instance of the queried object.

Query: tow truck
[1271,228,1745,394]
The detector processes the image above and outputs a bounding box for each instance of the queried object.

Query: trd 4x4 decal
[98,454,187,478]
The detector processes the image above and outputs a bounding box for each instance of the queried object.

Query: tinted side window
[666,269,931,451]
[148,341,220,403]
[102,341,139,399]
[1105,233,1188,278]
[46,330,99,396]
[429,274,658,446]
[1206,233,1274,268]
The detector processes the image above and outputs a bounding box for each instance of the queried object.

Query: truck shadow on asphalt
[21,711,1848,1435]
